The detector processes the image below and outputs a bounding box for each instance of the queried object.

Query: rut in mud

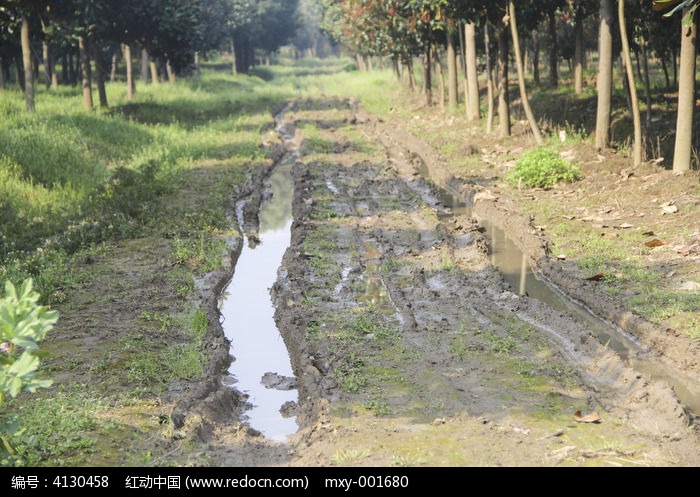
[191,97,700,467]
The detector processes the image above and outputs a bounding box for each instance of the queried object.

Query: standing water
[219,108,299,442]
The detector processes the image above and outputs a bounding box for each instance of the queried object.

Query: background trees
[0,0,697,169]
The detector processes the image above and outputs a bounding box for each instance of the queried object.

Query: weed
[505,147,583,189]
[330,448,371,465]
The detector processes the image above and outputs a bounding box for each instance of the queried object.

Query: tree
[653,0,699,172]
[595,0,615,150]
[619,0,642,166]
[508,1,543,144]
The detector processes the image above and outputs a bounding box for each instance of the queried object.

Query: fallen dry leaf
[645,239,667,248]
[642,230,655,236]
[574,411,601,423]
[617,222,634,229]
[585,273,606,281]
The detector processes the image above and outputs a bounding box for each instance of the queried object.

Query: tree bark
[548,7,558,87]
[166,59,176,83]
[122,44,134,101]
[497,19,511,138]
[446,29,458,111]
[424,44,433,107]
[93,41,108,108]
[466,22,480,122]
[79,35,93,111]
[672,10,697,173]
[509,2,543,144]
[485,22,495,134]
[618,0,642,166]
[574,5,584,94]
[595,0,614,150]
[21,16,34,112]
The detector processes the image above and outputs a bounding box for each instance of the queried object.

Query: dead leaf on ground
[642,230,655,236]
[661,201,678,213]
[666,328,680,337]
[617,222,634,229]
[574,411,601,423]
[645,239,667,248]
[585,273,606,281]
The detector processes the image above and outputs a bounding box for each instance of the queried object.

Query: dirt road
[176,97,700,467]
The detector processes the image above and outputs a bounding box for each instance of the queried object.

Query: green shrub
[0,278,58,464]
[505,147,583,189]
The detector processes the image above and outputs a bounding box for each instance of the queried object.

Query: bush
[505,147,583,189]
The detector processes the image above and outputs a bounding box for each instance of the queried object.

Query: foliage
[0,278,57,463]
[505,147,583,189]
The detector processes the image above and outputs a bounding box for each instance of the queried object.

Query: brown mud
[37,95,700,468]
[174,97,700,467]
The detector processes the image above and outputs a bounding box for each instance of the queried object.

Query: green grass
[505,146,583,189]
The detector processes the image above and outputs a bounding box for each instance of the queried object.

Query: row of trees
[316,0,698,172]
[0,0,331,111]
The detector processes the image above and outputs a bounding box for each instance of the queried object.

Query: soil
[40,94,700,468]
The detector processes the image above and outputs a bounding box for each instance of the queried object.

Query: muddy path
[185,97,700,467]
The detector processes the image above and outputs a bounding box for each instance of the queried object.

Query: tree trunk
[79,35,93,111]
[230,39,237,75]
[140,48,149,83]
[93,41,108,108]
[640,37,652,127]
[42,41,51,89]
[532,29,540,85]
[21,16,34,112]
[485,22,495,134]
[618,0,642,166]
[435,46,446,113]
[509,2,543,144]
[149,61,159,84]
[446,29,458,111]
[110,53,117,82]
[122,43,134,101]
[424,44,433,107]
[466,22,480,122]
[595,0,614,150]
[548,7,558,87]
[497,20,511,138]
[672,10,697,173]
[166,60,176,83]
[574,6,584,94]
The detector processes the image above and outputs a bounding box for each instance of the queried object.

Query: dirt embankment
[180,97,700,467]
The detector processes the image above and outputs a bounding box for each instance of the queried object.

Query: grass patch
[505,146,583,189]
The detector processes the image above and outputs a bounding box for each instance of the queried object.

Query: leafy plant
[505,147,583,189]
[0,278,58,462]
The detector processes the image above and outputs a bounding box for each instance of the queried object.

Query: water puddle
[218,107,299,442]
[417,163,700,416]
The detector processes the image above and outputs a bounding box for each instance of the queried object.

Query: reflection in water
[220,163,298,442]
[423,173,700,416]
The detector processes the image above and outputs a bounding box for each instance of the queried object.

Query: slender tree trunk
[532,29,540,85]
[660,51,670,91]
[485,22,495,134]
[166,60,176,83]
[574,6,584,94]
[42,41,51,89]
[230,39,237,75]
[122,43,134,101]
[149,61,159,84]
[595,0,614,150]
[424,44,433,107]
[618,0,641,166]
[466,22,480,122]
[673,10,697,172]
[110,53,117,82]
[79,35,93,111]
[435,46,446,113]
[0,58,5,89]
[21,16,34,112]
[640,37,652,127]
[446,29,458,111]
[93,41,108,108]
[548,7,558,87]
[497,20,510,138]
[509,2,543,144]
[140,48,149,83]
